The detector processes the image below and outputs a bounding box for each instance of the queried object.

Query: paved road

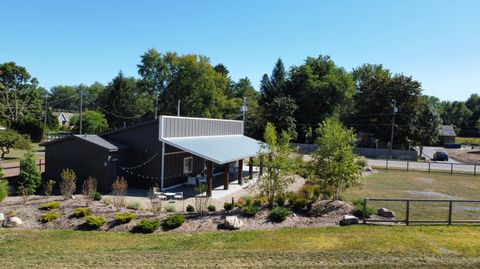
[367,159,476,174]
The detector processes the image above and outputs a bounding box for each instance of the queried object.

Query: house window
[183,157,193,174]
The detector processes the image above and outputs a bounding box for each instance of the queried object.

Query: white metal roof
[161,135,263,164]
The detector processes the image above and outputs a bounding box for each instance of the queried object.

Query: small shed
[439,125,456,145]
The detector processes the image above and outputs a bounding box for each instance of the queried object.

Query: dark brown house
[41,116,262,195]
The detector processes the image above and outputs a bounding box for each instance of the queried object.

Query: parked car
[433,151,449,161]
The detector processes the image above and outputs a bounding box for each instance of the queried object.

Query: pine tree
[18,151,42,194]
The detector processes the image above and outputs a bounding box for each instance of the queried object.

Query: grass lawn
[344,170,480,201]
[456,137,480,145]
[0,143,43,163]
[1,226,480,268]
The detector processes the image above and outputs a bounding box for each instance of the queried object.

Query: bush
[84,215,106,229]
[243,205,260,217]
[163,214,185,229]
[39,201,60,211]
[11,118,44,142]
[300,184,321,201]
[102,198,112,206]
[293,198,308,211]
[93,192,102,201]
[235,196,253,208]
[223,202,233,211]
[0,180,8,204]
[127,201,141,210]
[43,179,55,197]
[274,193,287,207]
[253,195,268,206]
[82,177,97,206]
[165,205,176,212]
[269,206,292,222]
[112,177,128,211]
[19,151,42,194]
[60,168,76,200]
[39,212,61,223]
[355,157,368,168]
[72,207,92,218]
[352,199,375,218]
[207,204,216,212]
[134,218,160,233]
[115,212,136,223]
[186,204,195,213]
[8,210,16,217]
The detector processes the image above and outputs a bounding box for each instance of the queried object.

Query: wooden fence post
[386,159,388,170]
[405,200,410,226]
[428,162,431,173]
[407,161,409,172]
[363,199,367,224]
[474,164,477,176]
[448,201,453,225]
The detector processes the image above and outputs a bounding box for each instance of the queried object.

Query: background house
[52,112,77,127]
[439,125,457,145]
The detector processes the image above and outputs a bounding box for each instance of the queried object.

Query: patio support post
[248,157,253,180]
[238,159,243,184]
[224,163,230,190]
[206,161,213,197]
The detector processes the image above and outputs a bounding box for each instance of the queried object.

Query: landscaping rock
[0,213,4,222]
[377,208,395,218]
[339,215,359,226]
[364,166,373,172]
[310,200,354,217]
[3,216,23,227]
[224,216,243,230]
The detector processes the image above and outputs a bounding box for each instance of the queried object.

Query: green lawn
[0,226,479,268]
[456,137,480,145]
[344,170,480,201]
[0,143,43,163]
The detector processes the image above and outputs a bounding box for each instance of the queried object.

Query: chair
[174,192,183,201]
[187,176,197,186]
[157,192,167,201]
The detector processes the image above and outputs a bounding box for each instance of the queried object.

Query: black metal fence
[368,159,479,176]
[363,198,480,225]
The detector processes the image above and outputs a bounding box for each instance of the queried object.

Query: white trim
[164,150,186,156]
[162,182,186,191]
[162,134,244,140]
[159,116,164,139]
[161,142,165,190]
[161,115,242,123]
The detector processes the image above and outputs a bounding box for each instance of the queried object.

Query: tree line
[1,49,479,149]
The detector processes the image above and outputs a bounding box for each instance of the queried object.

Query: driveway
[419,146,460,164]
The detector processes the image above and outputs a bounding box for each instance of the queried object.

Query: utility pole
[242,96,247,133]
[44,92,48,138]
[154,92,159,119]
[177,99,181,116]
[389,99,397,159]
[79,87,83,135]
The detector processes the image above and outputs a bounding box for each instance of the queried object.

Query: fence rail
[363,198,480,225]
[367,159,479,176]
[0,159,45,177]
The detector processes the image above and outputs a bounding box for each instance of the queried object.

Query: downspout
[159,116,165,190]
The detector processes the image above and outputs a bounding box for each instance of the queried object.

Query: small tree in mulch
[82,177,97,206]
[60,169,77,200]
[17,151,42,194]
[112,177,128,211]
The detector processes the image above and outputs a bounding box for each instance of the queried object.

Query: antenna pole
[79,87,83,134]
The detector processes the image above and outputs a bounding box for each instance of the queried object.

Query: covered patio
[160,134,263,197]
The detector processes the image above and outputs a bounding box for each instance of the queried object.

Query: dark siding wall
[103,122,162,189]
[44,139,110,192]
[164,152,204,187]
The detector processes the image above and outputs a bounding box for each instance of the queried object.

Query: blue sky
[1,0,479,101]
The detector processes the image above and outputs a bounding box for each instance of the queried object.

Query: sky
[1,0,480,101]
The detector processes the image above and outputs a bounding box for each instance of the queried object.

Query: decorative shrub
[134,218,160,233]
[293,198,308,211]
[235,196,253,208]
[84,216,106,229]
[300,184,321,201]
[43,179,55,197]
[115,212,136,223]
[127,202,141,210]
[0,180,8,204]
[163,214,185,229]
[207,204,216,212]
[274,193,287,207]
[112,177,128,211]
[352,199,375,218]
[72,207,92,218]
[355,157,368,168]
[253,195,268,206]
[39,201,60,211]
[39,212,61,223]
[93,192,102,201]
[243,205,260,217]
[60,168,76,200]
[223,202,233,211]
[165,205,176,212]
[8,210,16,217]
[186,204,195,213]
[269,206,292,222]
[102,198,112,206]
[19,151,42,194]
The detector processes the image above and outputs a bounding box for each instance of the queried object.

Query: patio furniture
[187,175,197,186]
[165,192,176,200]
[152,187,167,201]
[174,192,183,201]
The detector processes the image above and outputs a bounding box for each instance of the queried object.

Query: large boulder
[0,213,4,222]
[224,216,243,230]
[3,216,23,227]
[339,215,359,226]
[309,200,354,217]
[377,208,395,218]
